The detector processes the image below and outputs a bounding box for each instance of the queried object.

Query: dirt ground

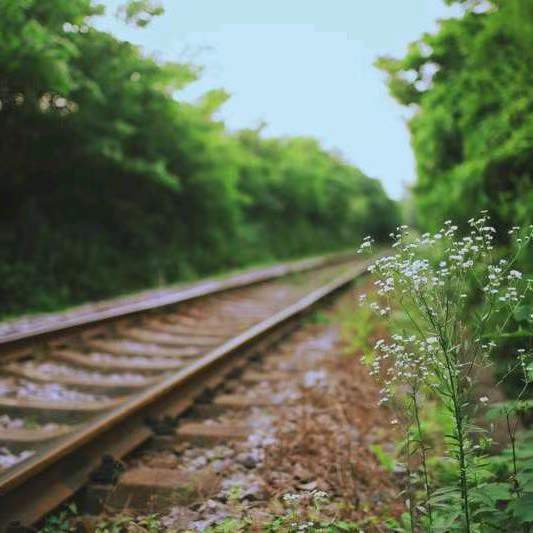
[73,286,404,532]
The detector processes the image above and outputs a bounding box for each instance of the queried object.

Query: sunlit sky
[96,1,461,200]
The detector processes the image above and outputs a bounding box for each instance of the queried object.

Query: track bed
[0,254,369,527]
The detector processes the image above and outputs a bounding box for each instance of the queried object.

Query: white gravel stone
[0,377,105,402]
[88,352,178,367]
[0,414,60,431]
[302,369,328,389]
[17,361,148,384]
[0,447,35,470]
[0,414,25,429]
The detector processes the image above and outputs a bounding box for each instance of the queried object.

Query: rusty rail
[0,253,370,527]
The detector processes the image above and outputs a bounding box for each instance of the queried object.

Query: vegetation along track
[0,253,372,528]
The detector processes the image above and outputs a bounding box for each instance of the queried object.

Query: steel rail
[0,251,354,352]
[0,256,370,528]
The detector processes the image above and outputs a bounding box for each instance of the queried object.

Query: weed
[369,444,396,472]
[95,514,162,533]
[206,517,251,532]
[39,503,78,532]
[359,217,533,531]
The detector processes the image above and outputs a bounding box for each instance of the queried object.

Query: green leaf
[509,493,533,523]
[471,482,512,505]
[513,304,533,324]
[517,471,533,492]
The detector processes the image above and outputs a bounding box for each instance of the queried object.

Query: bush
[0,0,398,316]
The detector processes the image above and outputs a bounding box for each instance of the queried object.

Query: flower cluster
[356,235,374,253]
[357,215,532,532]
[358,215,532,406]
[289,521,314,532]
[282,489,329,505]
[372,335,438,404]
[483,260,524,304]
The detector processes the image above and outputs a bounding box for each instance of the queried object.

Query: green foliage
[340,299,380,358]
[265,519,363,532]
[116,0,164,27]
[424,429,533,531]
[39,503,78,532]
[263,512,368,532]
[377,0,532,420]
[369,443,397,472]
[204,513,366,532]
[360,221,532,531]
[205,517,251,532]
[92,513,162,532]
[0,0,398,317]
[377,0,533,234]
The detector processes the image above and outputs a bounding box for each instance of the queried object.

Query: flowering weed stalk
[358,215,532,532]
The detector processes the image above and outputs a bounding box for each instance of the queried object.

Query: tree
[376,0,533,234]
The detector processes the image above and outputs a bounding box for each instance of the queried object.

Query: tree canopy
[0,0,397,315]
[376,0,532,233]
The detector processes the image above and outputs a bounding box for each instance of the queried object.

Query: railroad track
[0,253,370,528]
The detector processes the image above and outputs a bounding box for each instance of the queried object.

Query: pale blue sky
[96,1,461,200]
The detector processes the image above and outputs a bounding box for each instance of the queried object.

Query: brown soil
[76,286,403,531]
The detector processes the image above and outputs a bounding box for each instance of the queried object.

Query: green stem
[405,429,417,533]
[438,334,471,532]
[451,391,471,533]
[412,389,433,529]
[507,412,520,497]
